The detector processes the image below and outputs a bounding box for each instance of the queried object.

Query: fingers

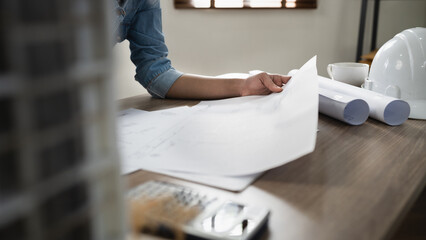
[271,74,291,86]
[258,73,292,93]
[258,73,283,93]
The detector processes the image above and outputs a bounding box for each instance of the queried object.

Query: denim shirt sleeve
[115,0,183,98]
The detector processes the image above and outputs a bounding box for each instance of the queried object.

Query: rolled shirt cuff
[146,68,184,98]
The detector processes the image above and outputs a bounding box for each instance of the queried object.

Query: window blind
[174,0,317,9]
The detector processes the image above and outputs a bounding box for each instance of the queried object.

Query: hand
[240,72,292,96]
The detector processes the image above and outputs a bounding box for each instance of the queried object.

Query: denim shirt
[114,0,183,98]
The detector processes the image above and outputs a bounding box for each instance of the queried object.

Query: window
[175,0,317,9]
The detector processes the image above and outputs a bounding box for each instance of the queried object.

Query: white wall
[114,0,426,99]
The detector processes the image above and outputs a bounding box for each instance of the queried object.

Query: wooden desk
[119,94,426,240]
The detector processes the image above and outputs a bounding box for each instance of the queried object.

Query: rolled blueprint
[319,88,370,125]
[318,76,410,126]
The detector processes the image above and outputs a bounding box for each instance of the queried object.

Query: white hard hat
[364,27,426,119]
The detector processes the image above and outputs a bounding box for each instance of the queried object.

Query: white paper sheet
[147,170,263,191]
[318,88,370,125]
[317,76,410,126]
[117,107,195,174]
[117,108,262,191]
[133,56,318,176]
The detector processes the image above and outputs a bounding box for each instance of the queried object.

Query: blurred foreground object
[127,181,270,240]
[0,0,125,239]
[129,195,199,240]
[365,27,426,119]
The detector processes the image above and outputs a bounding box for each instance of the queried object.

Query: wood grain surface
[119,95,426,240]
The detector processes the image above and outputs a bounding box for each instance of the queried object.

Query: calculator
[127,181,270,240]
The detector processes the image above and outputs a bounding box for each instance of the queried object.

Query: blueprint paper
[317,76,410,126]
[133,56,319,176]
[219,73,370,126]
[117,108,261,191]
[117,107,194,174]
[318,88,370,125]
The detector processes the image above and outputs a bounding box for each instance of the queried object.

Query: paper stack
[117,57,319,191]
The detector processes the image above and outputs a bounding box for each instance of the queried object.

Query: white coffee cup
[327,62,369,86]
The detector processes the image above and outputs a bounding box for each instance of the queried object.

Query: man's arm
[166,72,291,100]
[119,0,291,100]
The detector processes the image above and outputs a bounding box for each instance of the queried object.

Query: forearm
[166,74,245,100]
[165,72,290,100]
